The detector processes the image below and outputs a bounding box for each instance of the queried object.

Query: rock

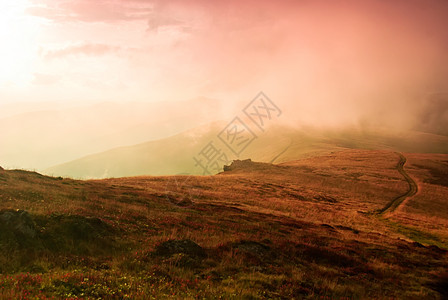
[223,159,253,171]
[0,209,37,239]
[154,239,206,258]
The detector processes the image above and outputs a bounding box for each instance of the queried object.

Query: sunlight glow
[0,0,38,85]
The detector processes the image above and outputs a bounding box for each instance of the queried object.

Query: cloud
[32,73,61,85]
[22,0,448,132]
[27,0,153,23]
[146,12,186,32]
[42,43,121,60]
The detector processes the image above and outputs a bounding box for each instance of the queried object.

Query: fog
[1,0,447,171]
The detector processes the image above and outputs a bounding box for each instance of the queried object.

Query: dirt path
[269,139,293,164]
[378,152,418,215]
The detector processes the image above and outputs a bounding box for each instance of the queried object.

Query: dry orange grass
[387,153,448,243]
[0,149,447,298]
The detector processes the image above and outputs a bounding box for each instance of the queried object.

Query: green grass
[381,217,448,249]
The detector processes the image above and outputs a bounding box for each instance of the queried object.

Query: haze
[1,0,447,173]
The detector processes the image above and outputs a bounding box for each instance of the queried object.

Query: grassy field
[0,149,447,299]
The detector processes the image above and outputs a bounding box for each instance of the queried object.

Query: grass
[0,149,447,299]
[380,217,448,249]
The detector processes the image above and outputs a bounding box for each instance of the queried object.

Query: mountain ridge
[45,123,448,179]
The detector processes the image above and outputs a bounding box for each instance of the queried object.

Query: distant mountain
[0,97,227,170]
[45,123,448,179]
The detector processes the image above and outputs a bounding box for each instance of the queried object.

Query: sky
[0,0,447,129]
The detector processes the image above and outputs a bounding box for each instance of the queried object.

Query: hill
[0,97,225,171]
[1,150,448,298]
[45,123,448,179]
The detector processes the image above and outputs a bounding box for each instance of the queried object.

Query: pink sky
[0,0,447,125]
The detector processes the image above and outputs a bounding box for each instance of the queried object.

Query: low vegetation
[0,150,447,299]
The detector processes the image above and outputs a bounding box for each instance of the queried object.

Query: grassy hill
[1,150,448,298]
[45,123,448,179]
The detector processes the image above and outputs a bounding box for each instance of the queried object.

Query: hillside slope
[1,150,448,298]
[45,123,448,179]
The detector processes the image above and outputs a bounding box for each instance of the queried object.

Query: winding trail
[269,139,293,164]
[378,152,418,215]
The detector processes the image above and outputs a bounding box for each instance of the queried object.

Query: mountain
[0,97,227,170]
[45,122,448,179]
